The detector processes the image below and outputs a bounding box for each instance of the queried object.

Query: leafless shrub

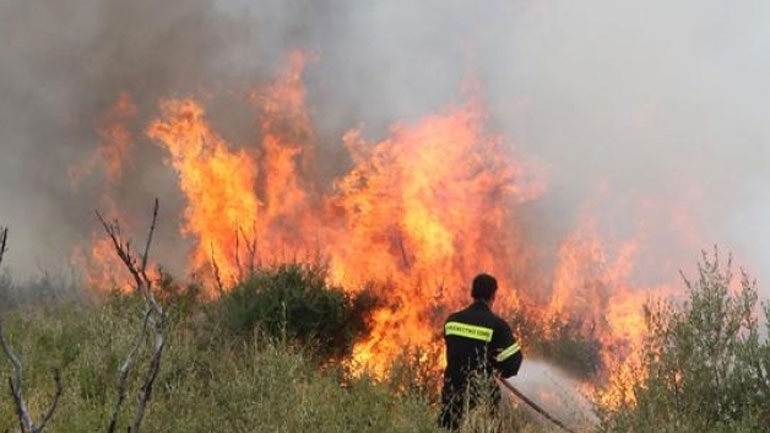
[96,199,167,433]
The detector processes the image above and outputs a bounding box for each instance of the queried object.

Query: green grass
[5,250,767,433]
[0,299,439,432]
[0,272,546,433]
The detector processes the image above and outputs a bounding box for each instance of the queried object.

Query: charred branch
[239,224,258,275]
[210,242,225,295]
[140,200,158,275]
[234,228,242,282]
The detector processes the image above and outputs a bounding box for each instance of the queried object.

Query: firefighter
[439,273,523,430]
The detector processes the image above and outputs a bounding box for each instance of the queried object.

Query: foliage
[0,259,579,433]
[154,269,204,318]
[384,344,444,403]
[509,306,603,379]
[0,296,438,433]
[0,268,553,433]
[597,250,770,433]
[452,372,550,433]
[210,263,379,361]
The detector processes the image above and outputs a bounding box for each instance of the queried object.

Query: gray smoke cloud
[1,0,768,297]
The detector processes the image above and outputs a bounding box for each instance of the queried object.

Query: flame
[328,95,545,374]
[71,236,126,290]
[147,98,261,285]
[252,51,318,254]
[146,53,320,285]
[142,57,547,375]
[70,93,138,290]
[76,53,703,401]
[544,209,679,405]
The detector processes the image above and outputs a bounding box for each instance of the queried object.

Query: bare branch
[97,199,167,433]
[37,369,62,432]
[0,320,33,433]
[140,199,159,274]
[0,231,61,433]
[0,227,7,269]
[0,229,31,433]
[129,319,165,433]
[234,228,242,283]
[0,320,60,433]
[238,224,258,275]
[96,210,143,293]
[0,326,20,377]
[106,308,152,433]
[210,242,224,295]
[8,376,27,433]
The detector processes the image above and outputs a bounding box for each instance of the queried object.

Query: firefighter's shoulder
[487,310,513,335]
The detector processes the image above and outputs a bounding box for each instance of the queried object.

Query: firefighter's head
[471,273,497,305]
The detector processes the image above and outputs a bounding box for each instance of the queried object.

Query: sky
[1,0,768,296]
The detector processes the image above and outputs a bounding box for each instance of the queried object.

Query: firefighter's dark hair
[471,273,497,301]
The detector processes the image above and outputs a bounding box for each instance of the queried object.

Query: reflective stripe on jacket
[442,301,523,391]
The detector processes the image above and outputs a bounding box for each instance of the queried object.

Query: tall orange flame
[147,99,261,284]
[327,96,545,372]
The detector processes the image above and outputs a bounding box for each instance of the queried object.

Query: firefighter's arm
[492,321,522,379]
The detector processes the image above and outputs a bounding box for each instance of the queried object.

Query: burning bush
[211,263,378,361]
[506,306,603,380]
[597,250,770,433]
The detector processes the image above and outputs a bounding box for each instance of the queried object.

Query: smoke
[0,0,286,275]
[1,0,769,297]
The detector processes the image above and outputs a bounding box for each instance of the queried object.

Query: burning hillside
[4,2,770,431]
[70,53,691,403]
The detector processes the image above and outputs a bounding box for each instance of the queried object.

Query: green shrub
[0,294,443,433]
[597,250,770,433]
[385,344,444,402]
[0,268,564,433]
[210,263,378,361]
[508,306,603,379]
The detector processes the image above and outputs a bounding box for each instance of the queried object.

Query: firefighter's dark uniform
[439,301,523,430]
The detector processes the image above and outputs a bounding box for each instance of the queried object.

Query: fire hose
[496,377,578,433]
